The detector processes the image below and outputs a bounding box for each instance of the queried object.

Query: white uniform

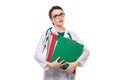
[34,27,90,80]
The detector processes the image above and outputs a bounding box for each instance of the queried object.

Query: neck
[54,25,65,32]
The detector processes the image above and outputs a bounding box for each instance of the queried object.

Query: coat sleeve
[70,31,90,67]
[34,31,49,70]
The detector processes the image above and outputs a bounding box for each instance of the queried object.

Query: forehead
[51,9,64,16]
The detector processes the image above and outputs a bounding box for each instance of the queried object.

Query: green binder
[50,35,84,68]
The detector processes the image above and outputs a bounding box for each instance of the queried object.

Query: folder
[46,33,58,62]
[46,33,84,74]
[50,35,84,69]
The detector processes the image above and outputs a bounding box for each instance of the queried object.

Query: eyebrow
[52,12,64,16]
[52,12,64,18]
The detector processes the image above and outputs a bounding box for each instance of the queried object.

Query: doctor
[34,5,90,80]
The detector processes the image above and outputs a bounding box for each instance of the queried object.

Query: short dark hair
[49,5,64,19]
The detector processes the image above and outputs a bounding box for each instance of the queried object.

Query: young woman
[34,5,90,80]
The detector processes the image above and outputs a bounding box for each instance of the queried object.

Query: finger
[65,69,68,72]
[62,62,69,66]
[65,68,71,73]
[65,68,73,73]
[65,67,70,71]
[69,70,72,73]
[59,60,65,64]
[55,56,60,61]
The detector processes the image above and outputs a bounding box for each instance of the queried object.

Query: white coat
[34,27,90,80]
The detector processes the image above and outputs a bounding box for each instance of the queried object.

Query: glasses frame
[52,12,65,19]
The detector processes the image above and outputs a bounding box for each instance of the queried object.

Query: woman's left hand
[63,61,80,73]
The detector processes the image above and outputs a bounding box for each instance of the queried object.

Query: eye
[52,12,65,19]
[53,14,59,18]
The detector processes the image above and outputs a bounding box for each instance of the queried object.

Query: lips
[59,20,63,23]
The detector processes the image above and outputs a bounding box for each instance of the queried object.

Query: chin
[58,25,63,27]
[58,23,64,26]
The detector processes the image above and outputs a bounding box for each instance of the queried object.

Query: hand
[47,57,64,68]
[63,61,80,73]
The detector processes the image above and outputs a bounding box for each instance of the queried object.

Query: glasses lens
[53,13,65,19]
[53,14,58,18]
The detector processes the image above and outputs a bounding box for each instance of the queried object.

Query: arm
[65,31,90,73]
[34,31,64,69]
[77,46,90,67]
[34,31,48,69]
[71,31,90,67]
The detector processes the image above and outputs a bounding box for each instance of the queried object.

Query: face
[51,9,65,27]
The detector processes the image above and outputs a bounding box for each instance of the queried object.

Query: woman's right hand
[47,57,64,68]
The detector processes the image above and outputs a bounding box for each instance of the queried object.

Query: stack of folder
[46,33,84,74]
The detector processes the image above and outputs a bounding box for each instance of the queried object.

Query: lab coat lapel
[51,27,70,39]
[64,30,70,39]
[51,27,58,35]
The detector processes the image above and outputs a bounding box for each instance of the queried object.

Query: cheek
[53,19,59,24]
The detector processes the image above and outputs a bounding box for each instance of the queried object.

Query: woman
[34,5,90,80]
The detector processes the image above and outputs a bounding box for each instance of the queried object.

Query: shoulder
[68,31,78,39]
[41,27,52,36]
[69,30,84,44]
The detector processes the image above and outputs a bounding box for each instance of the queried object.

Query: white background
[0,0,120,80]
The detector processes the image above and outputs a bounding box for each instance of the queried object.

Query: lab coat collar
[51,26,70,38]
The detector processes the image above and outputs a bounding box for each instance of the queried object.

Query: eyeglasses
[52,12,65,19]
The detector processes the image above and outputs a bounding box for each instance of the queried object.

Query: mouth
[59,20,63,23]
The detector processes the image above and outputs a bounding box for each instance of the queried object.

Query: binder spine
[47,33,57,62]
